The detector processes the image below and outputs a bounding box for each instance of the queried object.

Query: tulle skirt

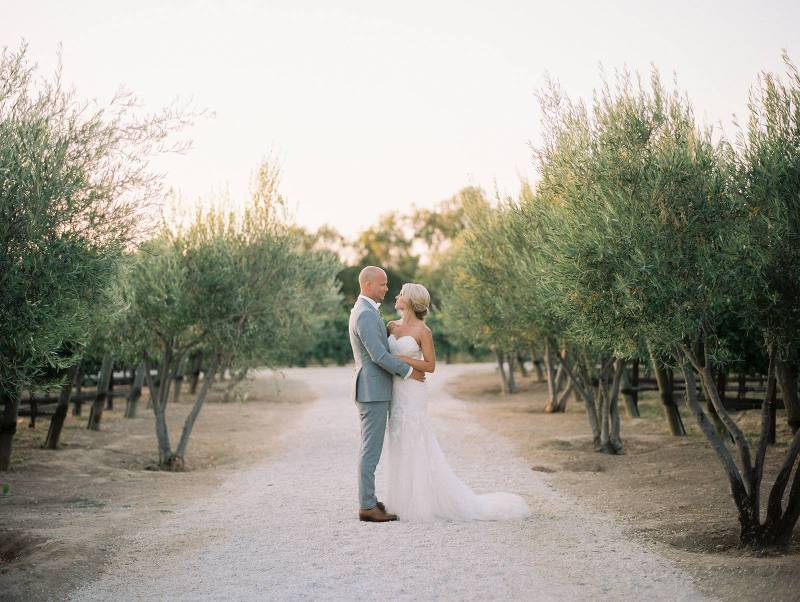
[383,378,530,522]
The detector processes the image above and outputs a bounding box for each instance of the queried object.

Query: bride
[384,283,531,522]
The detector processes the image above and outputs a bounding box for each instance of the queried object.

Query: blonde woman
[384,283,530,522]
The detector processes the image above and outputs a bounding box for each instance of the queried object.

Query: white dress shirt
[358,294,413,379]
[358,294,381,311]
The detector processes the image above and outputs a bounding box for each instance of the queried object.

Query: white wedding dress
[383,334,531,522]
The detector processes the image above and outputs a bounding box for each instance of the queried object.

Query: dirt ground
[448,365,800,602]
[3,364,799,602]
[0,371,315,602]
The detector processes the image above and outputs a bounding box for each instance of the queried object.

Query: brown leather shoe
[359,505,398,522]
[376,501,387,513]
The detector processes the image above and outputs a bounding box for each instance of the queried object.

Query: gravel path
[70,364,709,601]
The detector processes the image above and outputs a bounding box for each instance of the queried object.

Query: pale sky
[3,1,799,237]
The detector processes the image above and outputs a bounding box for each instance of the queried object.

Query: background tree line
[294,186,490,366]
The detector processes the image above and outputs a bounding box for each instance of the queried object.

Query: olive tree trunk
[173,353,221,466]
[106,370,114,411]
[145,345,222,470]
[542,338,557,410]
[223,367,249,403]
[597,358,625,454]
[678,341,800,547]
[648,343,686,436]
[531,347,545,382]
[43,364,81,449]
[553,377,573,413]
[125,363,146,418]
[559,353,624,454]
[506,353,517,393]
[172,356,187,404]
[0,387,21,471]
[776,359,800,434]
[144,345,177,468]
[621,359,640,418]
[543,338,571,413]
[560,353,601,451]
[516,352,529,378]
[71,373,83,416]
[188,351,203,395]
[87,354,113,431]
[495,348,510,394]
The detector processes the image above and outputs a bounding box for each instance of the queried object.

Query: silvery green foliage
[532,69,755,361]
[121,161,338,368]
[440,188,516,350]
[118,161,341,466]
[738,52,800,360]
[512,182,570,345]
[0,43,188,396]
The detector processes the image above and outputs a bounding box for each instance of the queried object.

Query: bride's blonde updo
[400,283,431,320]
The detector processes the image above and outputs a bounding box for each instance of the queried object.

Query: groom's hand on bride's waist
[410,368,426,382]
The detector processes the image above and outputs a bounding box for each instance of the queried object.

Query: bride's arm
[396,329,436,373]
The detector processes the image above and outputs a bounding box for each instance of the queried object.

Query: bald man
[349,266,425,522]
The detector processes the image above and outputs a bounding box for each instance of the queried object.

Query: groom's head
[359,266,389,302]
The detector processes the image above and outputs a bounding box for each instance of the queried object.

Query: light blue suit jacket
[348,297,411,402]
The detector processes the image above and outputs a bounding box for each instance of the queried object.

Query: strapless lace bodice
[387,333,427,425]
[388,334,422,360]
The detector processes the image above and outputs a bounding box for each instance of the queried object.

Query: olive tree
[725,53,800,545]
[123,162,341,469]
[214,165,341,399]
[533,60,800,545]
[441,191,525,393]
[512,184,575,413]
[0,44,188,470]
[526,76,639,454]
[740,52,800,435]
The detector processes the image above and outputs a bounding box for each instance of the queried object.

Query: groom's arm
[356,312,413,379]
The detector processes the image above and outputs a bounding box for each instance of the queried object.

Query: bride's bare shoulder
[415,323,433,342]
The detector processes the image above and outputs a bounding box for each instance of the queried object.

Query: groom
[349,266,425,522]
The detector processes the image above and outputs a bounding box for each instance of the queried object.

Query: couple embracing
[348,266,531,523]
